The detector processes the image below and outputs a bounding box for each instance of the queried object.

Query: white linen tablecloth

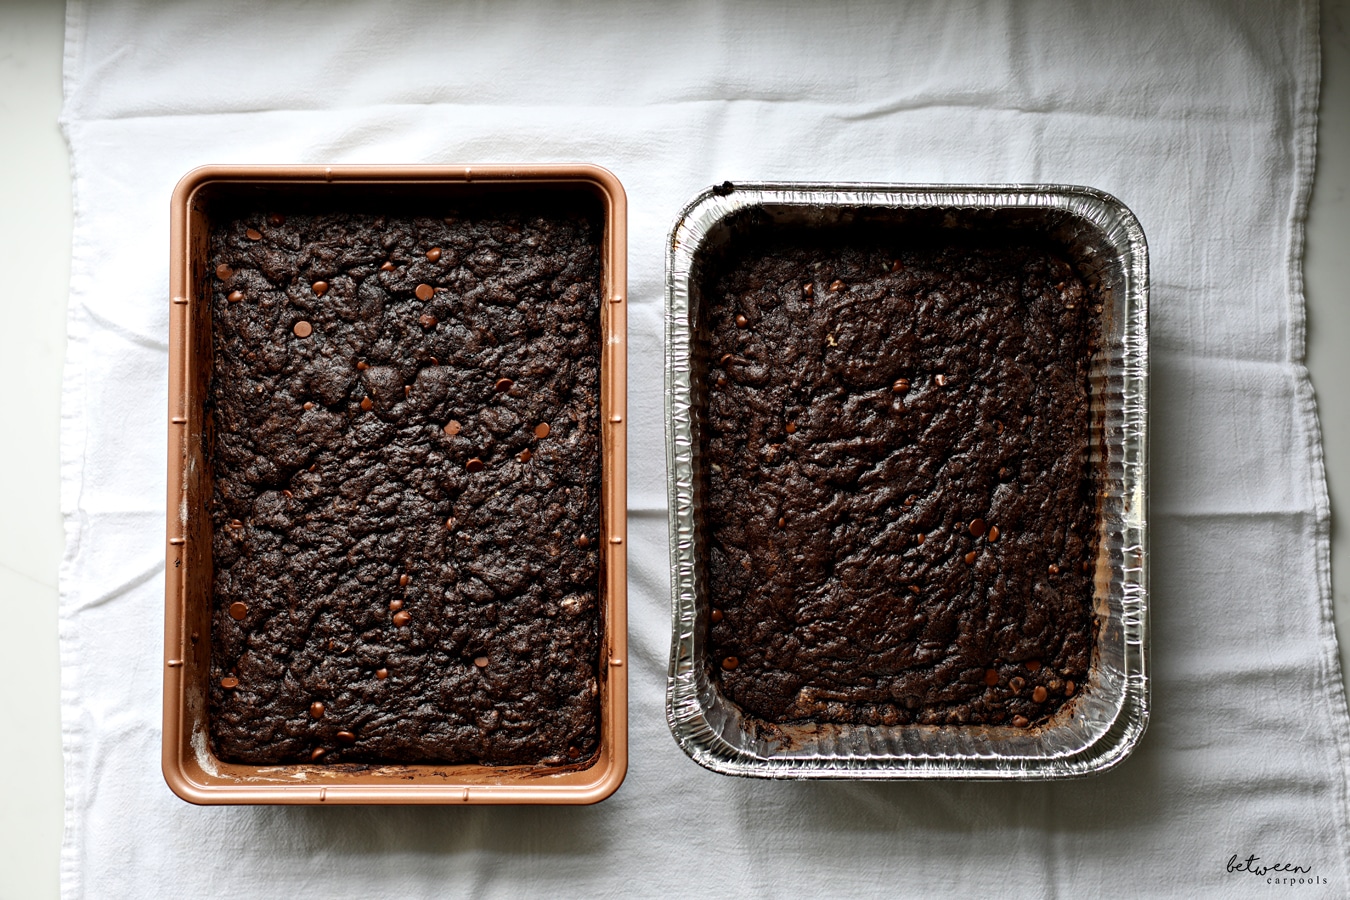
[58,1,1350,895]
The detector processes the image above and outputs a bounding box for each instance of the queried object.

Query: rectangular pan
[166,164,627,804]
[665,183,1148,779]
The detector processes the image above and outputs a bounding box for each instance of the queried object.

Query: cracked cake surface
[206,199,603,766]
[700,225,1099,729]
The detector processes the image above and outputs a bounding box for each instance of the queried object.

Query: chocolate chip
[356,360,370,370]
[309,701,325,719]
[302,401,315,411]
[293,321,313,338]
[404,385,412,397]
[803,282,814,297]
[415,283,434,301]
[389,599,403,612]
[891,259,904,273]
[474,656,489,668]
[245,228,262,241]
[518,449,532,462]
[829,279,844,292]
[934,373,948,387]
[311,281,328,296]
[419,313,437,328]
[995,420,1004,434]
[336,731,356,745]
[1012,715,1030,728]
[567,746,581,759]
[534,422,551,439]
[578,535,590,548]
[268,213,285,226]
[215,264,234,280]
[735,314,748,328]
[904,495,915,507]
[1009,676,1025,694]
[968,518,987,538]
[1064,680,1076,696]
[1026,660,1042,672]
[716,374,727,387]
[426,247,442,262]
[1082,560,1093,573]
[984,668,999,686]
[466,457,485,473]
[227,290,244,303]
[228,601,248,620]
[1032,686,1048,703]
[987,525,1000,542]
[1048,564,1059,575]
[917,533,925,544]
[444,420,461,436]
[964,550,977,565]
[220,676,239,689]
[710,608,724,623]
[785,422,797,434]
[399,574,410,587]
[494,377,514,393]
[908,585,921,595]
[777,516,786,528]
[393,610,411,627]
[380,261,395,272]
[360,397,373,411]
[721,656,739,671]
[375,668,388,680]
[892,378,910,393]
[310,748,326,761]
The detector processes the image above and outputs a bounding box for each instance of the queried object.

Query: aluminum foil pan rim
[665,182,1149,780]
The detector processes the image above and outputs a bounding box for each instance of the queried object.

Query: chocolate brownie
[206,200,603,766]
[701,225,1098,729]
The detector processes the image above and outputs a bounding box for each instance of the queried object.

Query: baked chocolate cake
[206,200,603,766]
[701,226,1098,729]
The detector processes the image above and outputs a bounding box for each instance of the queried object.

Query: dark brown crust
[206,203,602,765]
[701,228,1097,728]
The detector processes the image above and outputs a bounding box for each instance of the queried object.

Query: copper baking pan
[665,183,1148,779]
[165,164,627,804]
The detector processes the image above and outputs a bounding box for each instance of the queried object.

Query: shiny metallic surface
[665,183,1148,779]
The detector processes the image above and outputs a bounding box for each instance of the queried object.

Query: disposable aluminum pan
[166,165,628,804]
[665,183,1148,779]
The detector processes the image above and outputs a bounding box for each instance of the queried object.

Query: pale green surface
[0,0,1345,896]
[1310,0,1350,706]
[0,1,69,898]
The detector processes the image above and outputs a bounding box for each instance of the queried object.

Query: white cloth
[58,0,1348,896]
